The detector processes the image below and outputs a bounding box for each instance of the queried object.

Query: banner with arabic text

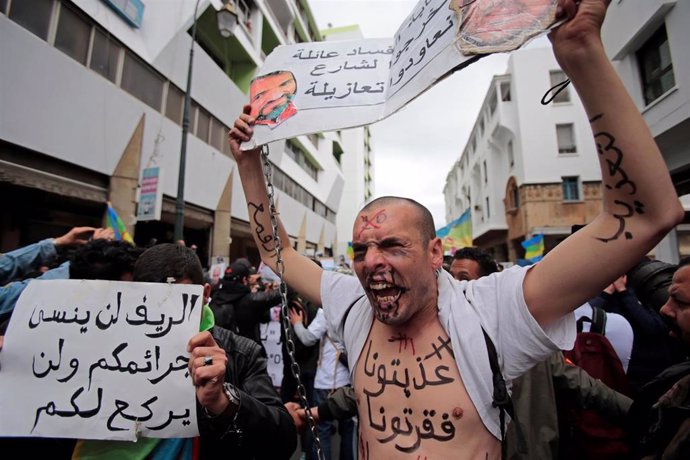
[0,280,203,441]
[243,0,558,148]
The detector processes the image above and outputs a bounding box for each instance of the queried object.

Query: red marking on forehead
[356,208,386,240]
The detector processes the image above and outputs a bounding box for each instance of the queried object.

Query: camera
[627,258,677,312]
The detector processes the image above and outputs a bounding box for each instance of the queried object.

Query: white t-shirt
[321,265,575,439]
[292,309,351,390]
[574,303,634,373]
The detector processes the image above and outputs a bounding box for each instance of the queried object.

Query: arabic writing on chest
[358,332,460,455]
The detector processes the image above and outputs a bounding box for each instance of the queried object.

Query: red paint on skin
[356,208,387,240]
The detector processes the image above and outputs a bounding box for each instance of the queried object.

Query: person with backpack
[557,303,633,459]
[589,274,687,397]
[574,302,633,372]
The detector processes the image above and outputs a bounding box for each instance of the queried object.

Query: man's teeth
[376,294,398,303]
[370,282,392,290]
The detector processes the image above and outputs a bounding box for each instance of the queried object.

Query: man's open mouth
[369,281,403,305]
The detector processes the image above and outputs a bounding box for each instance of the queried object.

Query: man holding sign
[229,0,683,458]
[0,243,296,459]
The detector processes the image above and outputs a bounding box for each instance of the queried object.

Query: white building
[0,0,361,266]
[443,46,602,262]
[321,24,375,262]
[601,0,690,261]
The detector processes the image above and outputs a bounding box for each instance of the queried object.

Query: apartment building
[443,46,602,263]
[0,0,362,267]
[321,24,375,260]
[601,0,690,261]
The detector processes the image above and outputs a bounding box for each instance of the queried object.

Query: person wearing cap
[210,259,282,345]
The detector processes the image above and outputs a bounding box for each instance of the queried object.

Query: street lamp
[174,0,239,243]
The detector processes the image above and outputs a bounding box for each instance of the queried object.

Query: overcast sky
[309,0,549,228]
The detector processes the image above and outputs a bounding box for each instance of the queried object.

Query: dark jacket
[506,351,632,460]
[590,289,687,395]
[627,360,690,460]
[198,326,297,460]
[211,280,281,344]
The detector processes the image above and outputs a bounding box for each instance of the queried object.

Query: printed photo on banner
[0,280,203,441]
[243,0,559,148]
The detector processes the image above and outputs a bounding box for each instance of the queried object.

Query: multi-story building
[321,24,375,261]
[0,0,360,268]
[601,0,690,262]
[443,46,602,263]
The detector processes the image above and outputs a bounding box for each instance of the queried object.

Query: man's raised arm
[229,105,323,305]
[525,0,684,325]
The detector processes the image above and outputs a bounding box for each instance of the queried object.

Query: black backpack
[210,299,239,333]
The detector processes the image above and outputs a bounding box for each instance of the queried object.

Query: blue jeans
[311,388,355,460]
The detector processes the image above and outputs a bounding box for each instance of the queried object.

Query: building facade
[0,0,362,268]
[443,46,603,263]
[321,24,375,261]
[601,0,690,262]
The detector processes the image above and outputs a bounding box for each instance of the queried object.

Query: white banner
[243,0,558,148]
[0,280,203,441]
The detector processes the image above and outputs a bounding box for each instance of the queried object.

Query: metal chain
[261,144,324,460]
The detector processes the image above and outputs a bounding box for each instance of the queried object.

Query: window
[549,70,570,103]
[209,117,226,153]
[556,123,576,154]
[54,4,91,65]
[478,117,484,137]
[90,28,121,83]
[286,140,318,181]
[307,133,319,148]
[637,25,675,105]
[489,92,498,115]
[165,84,184,125]
[121,51,164,110]
[507,140,514,167]
[500,81,511,101]
[9,0,53,40]
[562,176,580,201]
[483,160,488,184]
[485,197,490,219]
[506,177,519,212]
[195,105,211,143]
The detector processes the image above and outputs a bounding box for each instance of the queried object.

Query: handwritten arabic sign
[0,280,203,441]
[243,0,558,148]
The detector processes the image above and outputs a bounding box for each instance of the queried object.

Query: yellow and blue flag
[519,233,544,265]
[106,202,134,244]
[436,208,472,253]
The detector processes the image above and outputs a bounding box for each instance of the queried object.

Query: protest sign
[0,280,203,441]
[243,0,558,148]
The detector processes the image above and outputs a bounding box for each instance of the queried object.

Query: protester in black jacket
[135,244,297,460]
[200,326,297,459]
[211,259,281,345]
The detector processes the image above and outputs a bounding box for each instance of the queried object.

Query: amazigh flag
[521,233,544,264]
[347,241,354,261]
[106,202,134,244]
[436,208,472,253]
